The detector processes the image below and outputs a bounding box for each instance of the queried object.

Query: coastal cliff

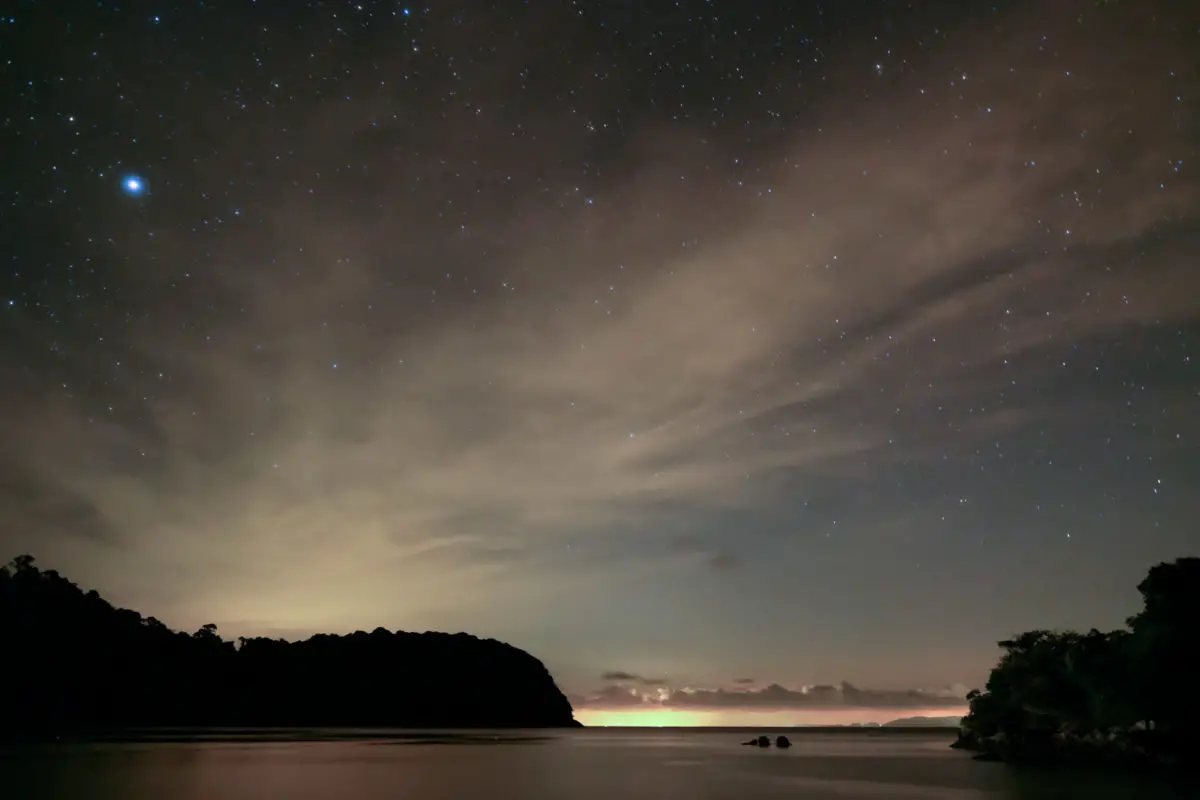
[0,555,580,738]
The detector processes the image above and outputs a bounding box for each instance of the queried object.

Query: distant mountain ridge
[0,554,580,739]
[883,716,964,727]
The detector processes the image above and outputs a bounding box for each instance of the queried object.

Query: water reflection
[1,729,1193,800]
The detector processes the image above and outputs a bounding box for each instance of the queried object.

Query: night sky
[2,0,1197,726]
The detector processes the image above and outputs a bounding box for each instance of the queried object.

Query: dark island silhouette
[0,555,580,740]
[953,556,1199,769]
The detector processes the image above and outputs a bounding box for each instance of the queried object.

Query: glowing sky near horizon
[573,707,969,729]
[1,0,1198,725]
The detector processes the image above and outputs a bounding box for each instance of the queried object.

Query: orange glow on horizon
[574,706,968,727]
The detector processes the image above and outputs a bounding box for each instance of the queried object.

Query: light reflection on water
[0,728,1192,800]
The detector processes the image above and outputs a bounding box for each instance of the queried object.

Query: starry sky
[2,0,1198,727]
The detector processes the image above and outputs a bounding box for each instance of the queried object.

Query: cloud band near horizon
[572,679,970,711]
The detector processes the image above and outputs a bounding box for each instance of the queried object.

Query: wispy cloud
[600,671,669,686]
[1,3,1194,642]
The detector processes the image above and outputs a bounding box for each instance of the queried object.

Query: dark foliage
[955,557,1200,767]
[0,555,580,739]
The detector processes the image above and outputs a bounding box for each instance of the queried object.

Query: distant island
[883,716,963,728]
[0,555,580,740]
[954,556,1198,769]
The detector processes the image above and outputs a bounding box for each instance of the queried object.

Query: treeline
[956,556,1200,767]
[0,555,579,739]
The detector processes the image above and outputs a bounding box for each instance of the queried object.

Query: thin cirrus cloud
[0,3,1195,639]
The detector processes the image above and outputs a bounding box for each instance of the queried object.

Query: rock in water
[742,735,772,747]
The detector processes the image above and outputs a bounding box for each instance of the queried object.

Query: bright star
[121,175,146,197]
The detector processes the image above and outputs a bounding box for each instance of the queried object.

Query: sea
[1,727,1192,799]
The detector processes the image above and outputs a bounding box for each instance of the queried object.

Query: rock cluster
[741,734,791,748]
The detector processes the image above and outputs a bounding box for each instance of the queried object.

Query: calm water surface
[1,728,1192,799]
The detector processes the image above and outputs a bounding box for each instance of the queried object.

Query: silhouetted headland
[953,556,1199,771]
[0,555,580,741]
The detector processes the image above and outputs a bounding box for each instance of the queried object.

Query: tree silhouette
[956,557,1200,767]
[1125,557,1200,738]
[0,555,580,741]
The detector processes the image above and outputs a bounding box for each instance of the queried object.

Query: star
[121,175,146,197]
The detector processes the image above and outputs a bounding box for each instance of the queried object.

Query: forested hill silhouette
[0,555,580,739]
[954,556,1200,769]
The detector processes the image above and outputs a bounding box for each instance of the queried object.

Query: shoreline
[949,729,1188,772]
